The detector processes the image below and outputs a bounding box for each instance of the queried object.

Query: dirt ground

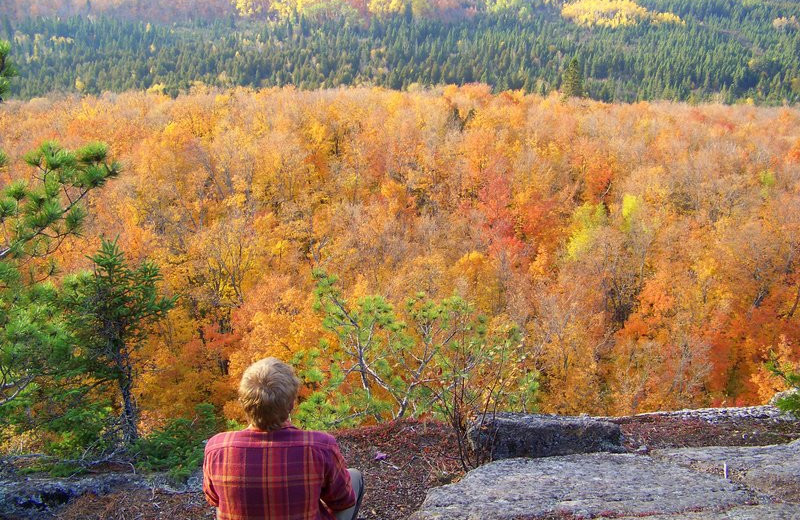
[58,420,462,520]
[614,413,800,449]
[57,415,800,520]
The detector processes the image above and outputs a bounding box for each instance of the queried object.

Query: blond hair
[239,357,300,431]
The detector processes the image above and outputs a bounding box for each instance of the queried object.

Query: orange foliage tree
[2,86,800,423]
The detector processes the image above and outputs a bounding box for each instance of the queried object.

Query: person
[203,357,364,520]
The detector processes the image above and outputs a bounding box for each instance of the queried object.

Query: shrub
[134,403,221,481]
[44,398,116,460]
[767,356,800,416]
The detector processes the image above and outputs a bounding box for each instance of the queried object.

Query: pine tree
[0,40,17,102]
[62,239,175,444]
[0,142,120,408]
[562,56,584,98]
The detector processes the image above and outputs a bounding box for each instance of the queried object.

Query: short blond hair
[239,358,300,431]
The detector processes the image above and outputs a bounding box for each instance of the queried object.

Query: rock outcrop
[617,404,796,424]
[470,413,624,460]
[0,473,148,519]
[597,504,800,519]
[415,409,800,520]
[410,453,753,520]
[652,439,800,502]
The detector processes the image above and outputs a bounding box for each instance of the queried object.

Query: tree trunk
[787,282,800,319]
[118,369,139,444]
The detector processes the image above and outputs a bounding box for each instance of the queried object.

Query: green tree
[303,270,538,445]
[311,270,413,421]
[61,239,175,444]
[427,313,537,469]
[307,271,479,424]
[0,40,16,102]
[767,354,800,416]
[562,56,584,98]
[134,403,223,481]
[0,142,120,408]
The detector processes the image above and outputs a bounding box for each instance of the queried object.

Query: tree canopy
[4,0,800,104]
[0,141,120,409]
[2,86,798,431]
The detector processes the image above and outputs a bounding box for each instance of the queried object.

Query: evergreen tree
[61,239,175,444]
[0,142,120,408]
[0,40,16,102]
[562,56,584,98]
[0,40,117,416]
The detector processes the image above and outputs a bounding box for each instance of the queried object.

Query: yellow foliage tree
[561,0,683,27]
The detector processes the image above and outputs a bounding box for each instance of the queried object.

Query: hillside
[3,0,800,102]
[1,87,799,432]
[2,4,800,518]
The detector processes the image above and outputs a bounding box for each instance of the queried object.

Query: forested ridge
[3,0,800,103]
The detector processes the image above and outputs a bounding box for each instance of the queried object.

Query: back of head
[239,357,301,431]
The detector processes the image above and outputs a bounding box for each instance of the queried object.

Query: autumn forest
[4,0,800,103]
[1,0,800,476]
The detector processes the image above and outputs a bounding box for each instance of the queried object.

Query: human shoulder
[204,430,241,453]
[203,426,340,452]
[305,429,338,447]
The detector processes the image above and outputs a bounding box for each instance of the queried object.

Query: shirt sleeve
[320,440,356,512]
[202,448,220,508]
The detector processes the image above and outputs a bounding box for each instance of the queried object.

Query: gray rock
[0,473,147,520]
[471,413,624,460]
[601,503,800,519]
[184,468,204,492]
[411,453,752,520]
[614,405,796,424]
[652,439,800,502]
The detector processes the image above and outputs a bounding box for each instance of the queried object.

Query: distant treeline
[0,0,236,23]
[3,0,800,103]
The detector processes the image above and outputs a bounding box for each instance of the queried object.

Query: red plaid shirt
[203,424,356,520]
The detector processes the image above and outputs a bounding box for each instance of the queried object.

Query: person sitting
[203,357,364,520]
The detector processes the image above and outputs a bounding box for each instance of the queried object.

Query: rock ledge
[411,453,753,520]
[471,413,624,460]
